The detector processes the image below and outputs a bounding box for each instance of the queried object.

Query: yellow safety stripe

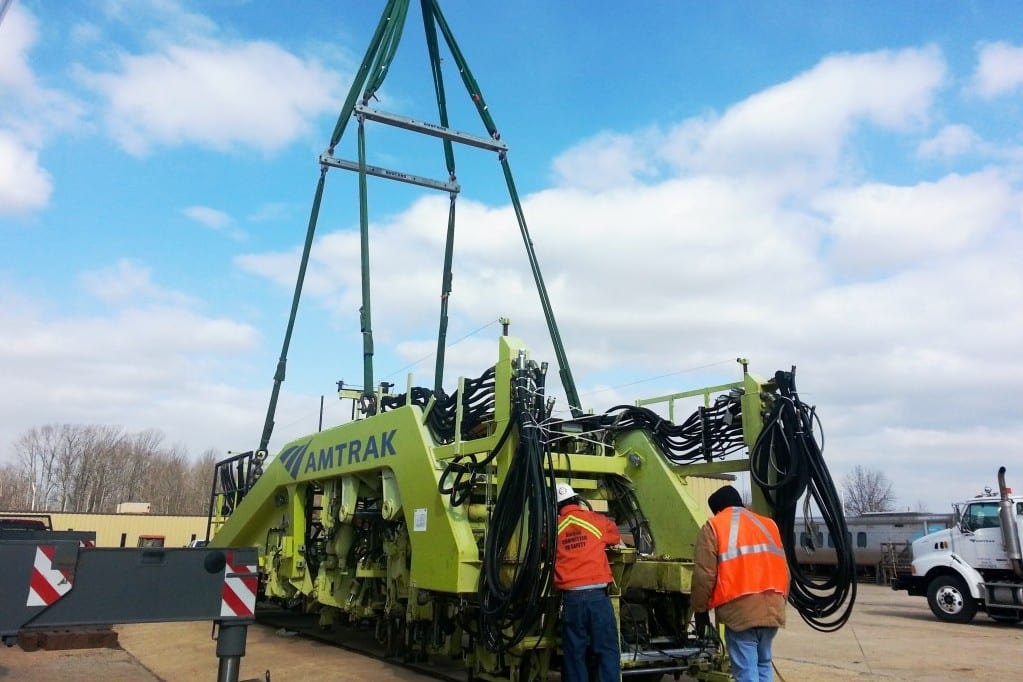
[558,515,603,539]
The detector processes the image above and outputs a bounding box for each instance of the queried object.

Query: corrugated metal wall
[683,475,735,513]
[44,512,208,547]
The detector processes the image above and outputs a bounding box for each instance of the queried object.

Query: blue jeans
[560,588,620,682]
[724,626,777,682]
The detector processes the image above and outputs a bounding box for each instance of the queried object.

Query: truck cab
[893,468,1023,624]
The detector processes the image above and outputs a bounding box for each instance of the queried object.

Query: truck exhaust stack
[998,467,1023,578]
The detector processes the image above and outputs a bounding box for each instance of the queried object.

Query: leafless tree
[0,462,32,510]
[183,449,220,515]
[15,425,64,510]
[842,465,896,516]
[4,424,226,516]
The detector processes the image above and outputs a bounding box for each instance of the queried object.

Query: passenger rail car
[795,511,952,581]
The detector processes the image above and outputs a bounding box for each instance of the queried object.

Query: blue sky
[2,1,1022,513]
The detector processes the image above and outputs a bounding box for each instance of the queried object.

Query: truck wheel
[926,575,978,623]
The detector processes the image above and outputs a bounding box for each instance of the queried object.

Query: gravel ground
[1,584,1021,681]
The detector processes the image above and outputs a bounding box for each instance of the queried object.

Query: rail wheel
[926,575,977,623]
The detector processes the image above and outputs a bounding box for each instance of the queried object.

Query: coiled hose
[751,370,856,632]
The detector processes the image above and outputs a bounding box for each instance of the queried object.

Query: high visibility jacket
[554,504,621,590]
[707,507,789,609]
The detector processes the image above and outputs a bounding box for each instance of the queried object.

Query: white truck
[892,467,1023,623]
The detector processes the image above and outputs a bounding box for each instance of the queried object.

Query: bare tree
[4,423,224,516]
[842,465,896,516]
[53,424,88,511]
[15,425,63,510]
[0,462,31,510]
[182,449,220,516]
[71,426,125,513]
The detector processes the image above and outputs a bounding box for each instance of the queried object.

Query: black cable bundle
[751,370,856,632]
[476,358,557,653]
[606,476,655,555]
[380,366,497,442]
[572,391,745,464]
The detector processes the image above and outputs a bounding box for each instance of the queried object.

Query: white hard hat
[556,482,577,503]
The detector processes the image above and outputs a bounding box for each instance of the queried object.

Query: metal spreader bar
[354,104,509,153]
[319,153,460,193]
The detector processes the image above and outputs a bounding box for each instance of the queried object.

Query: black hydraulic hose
[381,366,497,443]
[476,360,557,653]
[751,370,856,632]
[570,392,745,464]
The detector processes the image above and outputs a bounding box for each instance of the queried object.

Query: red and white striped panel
[26,545,73,607]
[220,550,258,618]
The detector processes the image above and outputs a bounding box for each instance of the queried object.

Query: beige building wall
[44,512,209,548]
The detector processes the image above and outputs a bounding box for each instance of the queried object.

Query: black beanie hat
[708,485,743,515]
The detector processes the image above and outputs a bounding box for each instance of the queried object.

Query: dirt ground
[1,584,1021,681]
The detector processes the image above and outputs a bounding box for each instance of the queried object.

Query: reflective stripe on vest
[708,507,789,609]
[719,507,787,561]
[559,515,603,539]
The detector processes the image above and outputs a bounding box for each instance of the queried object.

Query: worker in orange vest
[554,482,622,682]
[691,485,789,682]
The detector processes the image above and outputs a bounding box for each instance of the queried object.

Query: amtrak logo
[279,441,313,479]
[279,429,399,479]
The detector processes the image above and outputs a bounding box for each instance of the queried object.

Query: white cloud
[551,130,659,190]
[0,4,85,145]
[181,205,246,240]
[0,2,37,92]
[972,41,1023,98]
[99,0,218,44]
[80,41,343,155]
[79,259,197,305]
[232,46,1021,515]
[0,130,52,214]
[916,124,982,159]
[815,170,1016,274]
[247,202,296,223]
[183,205,231,230]
[664,47,945,184]
[0,3,84,215]
[3,27,1019,517]
[552,48,948,194]
[0,276,267,457]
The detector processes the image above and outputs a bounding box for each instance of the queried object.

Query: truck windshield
[962,502,1000,531]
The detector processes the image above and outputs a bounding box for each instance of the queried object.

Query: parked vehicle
[891,467,1023,623]
[0,513,53,532]
[796,512,952,582]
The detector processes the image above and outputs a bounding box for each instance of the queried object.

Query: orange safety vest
[707,507,789,609]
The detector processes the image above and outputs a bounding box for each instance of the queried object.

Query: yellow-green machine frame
[210,335,812,680]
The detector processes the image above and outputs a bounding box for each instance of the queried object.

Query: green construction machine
[208,2,855,680]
